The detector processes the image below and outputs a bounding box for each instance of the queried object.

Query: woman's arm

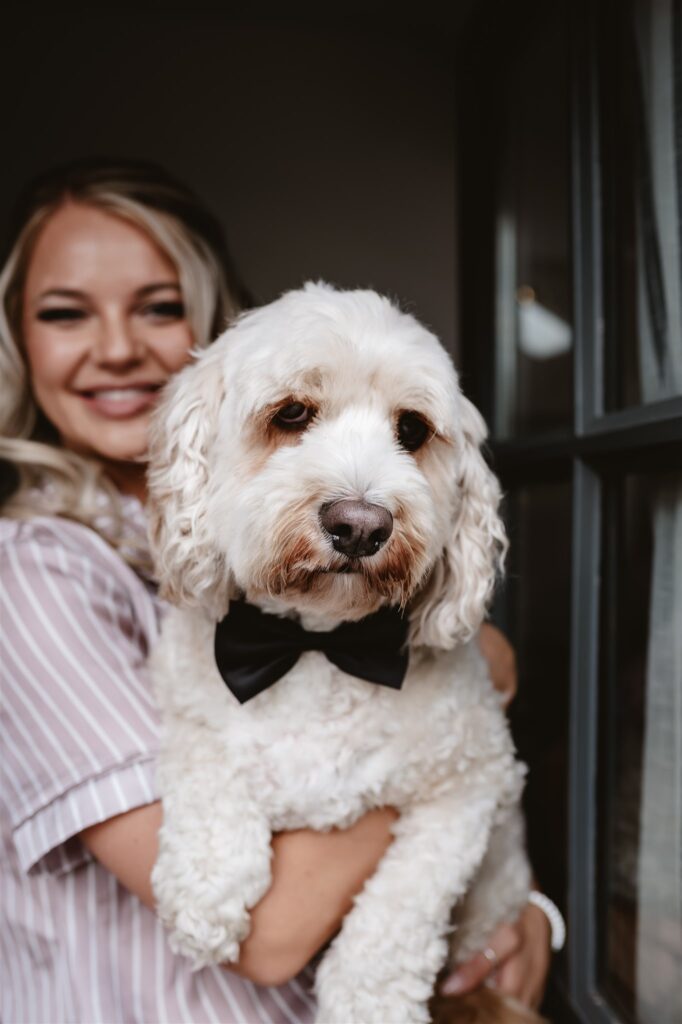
[81,802,396,987]
[467,628,553,1008]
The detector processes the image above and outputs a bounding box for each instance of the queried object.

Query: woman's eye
[36,307,87,323]
[397,411,430,452]
[142,301,185,320]
[273,402,315,430]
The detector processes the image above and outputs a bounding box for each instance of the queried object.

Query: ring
[482,947,498,966]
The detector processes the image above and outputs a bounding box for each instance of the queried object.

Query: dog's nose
[319,499,393,558]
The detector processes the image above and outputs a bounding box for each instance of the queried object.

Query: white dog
[148,283,532,1024]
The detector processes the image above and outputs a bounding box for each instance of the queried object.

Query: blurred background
[2,2,680,1022]
[1,7,463,350]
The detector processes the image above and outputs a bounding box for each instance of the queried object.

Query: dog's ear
[409,397,507,649]
[147,344,233,617]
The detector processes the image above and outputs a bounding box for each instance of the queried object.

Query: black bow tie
[214,600,409,704]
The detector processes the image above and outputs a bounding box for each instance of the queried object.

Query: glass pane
[600,0,682,410]
[493,5,573,438]
[503,481,572,963]
[597,471,682,1023]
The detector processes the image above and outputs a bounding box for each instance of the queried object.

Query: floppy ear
[147,344,233,618]
[409,396,507,649]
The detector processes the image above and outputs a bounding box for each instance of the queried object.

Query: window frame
[456,1,682,1020]
[568,5,682,1020]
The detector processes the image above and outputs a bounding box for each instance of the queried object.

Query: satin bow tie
[214,600,409,704]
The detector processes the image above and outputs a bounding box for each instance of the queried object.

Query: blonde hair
[0,160,245,566]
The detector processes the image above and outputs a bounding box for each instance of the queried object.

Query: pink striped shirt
[0,501,316,1024]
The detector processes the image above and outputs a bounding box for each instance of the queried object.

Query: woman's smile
[76,382,164,419]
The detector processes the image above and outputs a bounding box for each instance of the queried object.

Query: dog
[147,283,535,1024]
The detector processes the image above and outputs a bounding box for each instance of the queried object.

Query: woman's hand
[440,901,552,1009]
[478,623,518,709]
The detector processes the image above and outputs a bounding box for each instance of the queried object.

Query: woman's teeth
[88,388,155,401]
[80,385,161,417]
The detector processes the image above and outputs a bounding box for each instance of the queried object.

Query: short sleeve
[0,518,162,875]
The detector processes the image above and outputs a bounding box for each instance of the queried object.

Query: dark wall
[2,13,460,353]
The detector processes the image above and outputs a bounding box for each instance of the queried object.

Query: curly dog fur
[148,283,535,1023]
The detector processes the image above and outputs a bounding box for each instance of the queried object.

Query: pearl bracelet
[528,890,566,951]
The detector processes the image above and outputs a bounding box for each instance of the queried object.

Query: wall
[1,14,460,353]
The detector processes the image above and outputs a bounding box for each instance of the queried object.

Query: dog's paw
[163,898,252,969]
[152,828,272,968]
[315,950,432,1024]
[153,861,252,967]
[315,991,431,1024]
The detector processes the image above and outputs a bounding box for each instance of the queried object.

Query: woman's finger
[494,955,524,998]
[440,923,521,995]
[494,904,551,1008]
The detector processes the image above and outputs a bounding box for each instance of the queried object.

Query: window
[597,472,682,1022]
[457,1,682,1021]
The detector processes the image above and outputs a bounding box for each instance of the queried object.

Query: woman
[0,159,551,1023]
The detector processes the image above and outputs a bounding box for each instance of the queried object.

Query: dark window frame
[456,1,682,1020]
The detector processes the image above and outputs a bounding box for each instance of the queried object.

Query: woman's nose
[93,314,144,366]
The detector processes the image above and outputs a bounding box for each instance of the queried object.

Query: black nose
[319,499,393,558]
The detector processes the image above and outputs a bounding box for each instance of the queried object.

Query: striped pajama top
[0,501,316,1024]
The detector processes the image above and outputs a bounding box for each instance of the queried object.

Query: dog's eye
[273,402,314,430]
[397,411,430,452]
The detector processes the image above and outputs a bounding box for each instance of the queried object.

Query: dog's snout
[319,499,393,558]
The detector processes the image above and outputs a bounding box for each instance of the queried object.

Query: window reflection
[601,0,682,410]
[597,471,682,1023]
[493,6,573,438]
